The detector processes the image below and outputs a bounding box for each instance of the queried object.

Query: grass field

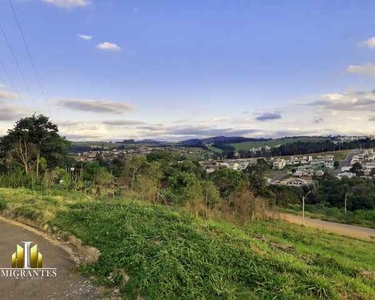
[230,137,327,151]
[283,149,352,161]
[206,144,224,154]
[284,204,375,229]
[0,188,374,299]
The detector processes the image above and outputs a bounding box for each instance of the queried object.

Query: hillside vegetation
[1,116,375,299]
[0,188,374,300]
[230,137,327,151]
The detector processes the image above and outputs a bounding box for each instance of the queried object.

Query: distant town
[71,135,375,189]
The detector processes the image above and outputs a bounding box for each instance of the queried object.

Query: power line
[0,71,5,86]
[0,22,38,110]
[0,57,24,112]
[8,0,50,114]
[0,58,23,102]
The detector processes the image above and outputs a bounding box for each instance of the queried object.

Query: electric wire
[0,57,23,112]
[8,0,51,116]
[0,23,39,111]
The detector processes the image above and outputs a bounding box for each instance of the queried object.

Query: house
[232,163,240,170]
[286,178,312,186]
[293,170,306,177]
[273,159,286,170]
[363,162,375,171]
[337,172,356,180]
[315,170,325,177]
[324,155,334,161]
[341,166,351,172]
[324,161,334,169]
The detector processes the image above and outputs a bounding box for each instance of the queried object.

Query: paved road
[279,213,375,242]
[269,171,287,184]
[0,218,102,299]
[330,149,358,176]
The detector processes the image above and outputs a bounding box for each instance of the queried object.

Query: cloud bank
[103,120,146,126]
[57,98,134,114]
[347,63,375,76]
[43,0,91,9]
[309,90,375,111]
[362,36,375,49]
[96,42,121,51]
[0,90,19,100]
[78,34,92,40]
[255,112,282,121]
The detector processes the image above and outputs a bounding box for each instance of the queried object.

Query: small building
[337,172,356,180]
[273,159,286,170]
[286,178,312,186]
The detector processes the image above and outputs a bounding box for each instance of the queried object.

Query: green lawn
[230,137,327,151]
[284,149,352,161]
[0,188,374,299]
[283,204,375,229]
[206,144,224,154]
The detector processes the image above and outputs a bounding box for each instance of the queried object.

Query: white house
[286,178,312,186]
[337,172,356,180]
[273,159,286,170]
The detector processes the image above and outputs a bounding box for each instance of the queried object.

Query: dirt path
[278,213,375,242]
[0,218,102,299]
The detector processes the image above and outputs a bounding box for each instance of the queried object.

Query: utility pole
[344,192,347,215]
[302,191,312,226]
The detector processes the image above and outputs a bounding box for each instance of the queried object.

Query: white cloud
[255,112,282,121]
[103,120,146,126]
[362,36,375,48]
[0,100,26,121]
[42,0,91,9]
[96,42,121,51]
[0,90,19,100]
[347,63,375,75]
[57,97,134,114]
[308,90,375,111]
[78,34,92,40]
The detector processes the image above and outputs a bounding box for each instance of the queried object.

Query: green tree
[201,180,221,209]
[167,172,203,205]
[244,159,270,196]
[0,114,70,176]
[212,168,247,198]
[350,162,363,176]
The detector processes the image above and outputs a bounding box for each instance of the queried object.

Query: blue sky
[1,0,375,140]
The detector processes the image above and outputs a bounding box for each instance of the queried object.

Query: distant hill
[229,136,329,151]
[135,139,166,145]
[201,136,270,144]
[178,136,269,147]
[70,135,333,153]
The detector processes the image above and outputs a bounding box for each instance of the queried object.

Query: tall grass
[1,187,374,299]
[286,204,375,228]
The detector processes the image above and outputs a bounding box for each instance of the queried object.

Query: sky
[1,0,375,141]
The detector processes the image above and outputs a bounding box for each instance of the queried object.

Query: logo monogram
[11,241,43,269]
[0,241,57,278]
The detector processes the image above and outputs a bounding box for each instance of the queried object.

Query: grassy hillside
[230,137,327,151]
[206,144,224,154]
[0,188,374,299]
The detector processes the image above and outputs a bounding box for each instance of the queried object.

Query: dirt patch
[360,270,375,281]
